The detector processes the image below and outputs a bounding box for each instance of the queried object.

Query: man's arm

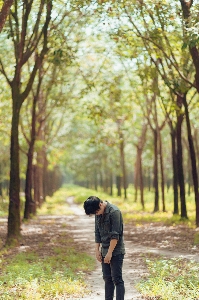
[95,242,102,262]
[104,239,118,264]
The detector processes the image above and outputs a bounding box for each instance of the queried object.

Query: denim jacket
[95,201,125,257]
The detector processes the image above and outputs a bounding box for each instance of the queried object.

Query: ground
[0,197,199,300]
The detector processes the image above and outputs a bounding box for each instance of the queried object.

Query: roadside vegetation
[0,237,94,300]
[137,257,199,300]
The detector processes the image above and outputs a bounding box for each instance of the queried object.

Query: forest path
[66,197,199,300]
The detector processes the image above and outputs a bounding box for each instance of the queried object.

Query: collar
[103,201,110,214]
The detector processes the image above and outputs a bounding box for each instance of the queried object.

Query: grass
[0,234,95,299]
[37,188,73,216]
[137,257,199,300]
[61,184,197,227]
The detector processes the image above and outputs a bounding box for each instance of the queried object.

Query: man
[83,196,125,300]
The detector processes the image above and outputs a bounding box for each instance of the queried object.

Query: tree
[0,0,52,244]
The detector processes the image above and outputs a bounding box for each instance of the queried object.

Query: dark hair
[83,196,102,215]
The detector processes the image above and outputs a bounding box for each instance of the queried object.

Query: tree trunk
[183,94,199,226]
[24,94,37,219]
[193,128,199,172]
[7,96,21,244]
[139,153,144,209]
[176,109,187,219]
[170,129,179,214]
[134,154,139,202]
[153,130,159,212]
[120,134,127,199]
[147,167,151,191]
[116,175,122,197]
[158,131,165,211]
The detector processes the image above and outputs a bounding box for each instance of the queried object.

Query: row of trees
[1,0,199,245]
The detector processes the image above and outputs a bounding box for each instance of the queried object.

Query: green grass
[62,184,197,227]
[137,257,199,300]
[37,188,73,216]
[62,183,111,205]
[0,233,95,299]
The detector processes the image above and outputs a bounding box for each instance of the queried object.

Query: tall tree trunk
[7,96,22,244]
[147,167,151,191]
[116,175,122,197]
[193,128,199,171]
[134,154,139,202]
[158,131,165,211]
[176,109,187,219]
[183,94,199,226]
[139,153,144,209]
[153,130,159,212]
[170,129,179,214]
[24,95,37,219]
[120,135,127,199]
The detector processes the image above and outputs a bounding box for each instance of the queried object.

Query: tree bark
[116,175,122,197]
[183,94,199,226]
[120,134,127,199]
[158,130,165,211]
[24,94,37,219]
[170,129,179,214]
[134,153,139,202]
[0,0,14,32]
[153,130,159,212]
[139,152,144,209]
[7,93,22,244]
[176,104,187,219]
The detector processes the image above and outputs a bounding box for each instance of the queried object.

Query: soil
[0,197,199,300]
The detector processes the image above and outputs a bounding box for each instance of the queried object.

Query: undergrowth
[0,233,95,299]
[137,257,199,300]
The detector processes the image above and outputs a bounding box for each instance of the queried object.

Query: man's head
[83,196,105,215]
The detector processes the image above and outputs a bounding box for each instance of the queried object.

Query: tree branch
[0,0,14,32]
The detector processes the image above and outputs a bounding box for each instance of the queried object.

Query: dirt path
[1,198,199,300]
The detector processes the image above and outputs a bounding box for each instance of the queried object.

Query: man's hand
[104,252,112,264]
[95,250,102,262]
[104,239,118,264]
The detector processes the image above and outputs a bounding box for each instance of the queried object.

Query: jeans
[102,254,125,300]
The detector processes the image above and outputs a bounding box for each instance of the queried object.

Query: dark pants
[102,254,125,300]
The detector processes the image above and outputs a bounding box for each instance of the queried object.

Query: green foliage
[137,257,199,299]
[0,234,95,299]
